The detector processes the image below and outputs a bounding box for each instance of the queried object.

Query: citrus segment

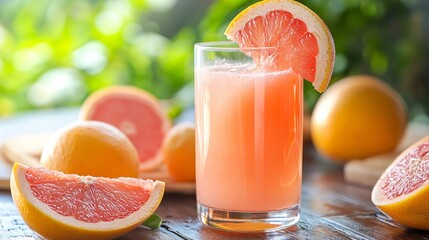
[225,0,335,92]
[40,121,140,178]
[79,86,170,171]
[11,163,165,240]
[372,135,429,230]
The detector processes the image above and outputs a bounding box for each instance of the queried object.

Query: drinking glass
[194,41,303,232]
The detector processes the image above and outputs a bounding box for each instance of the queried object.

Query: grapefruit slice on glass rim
[224,0,335,92]
[372,135,429,230]
[79,86,170,171]
[10,163,165,240]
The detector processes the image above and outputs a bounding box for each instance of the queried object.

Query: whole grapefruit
[311,75,407,162]
[40,121,139,178]
[161,123,195,182]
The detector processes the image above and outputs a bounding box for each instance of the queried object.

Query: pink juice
[195,64,303,212]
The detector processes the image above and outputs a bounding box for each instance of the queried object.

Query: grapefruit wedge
[80,86,170,171]
[10,163,165,240]
[372,135,429,230]
[224,0,335,92]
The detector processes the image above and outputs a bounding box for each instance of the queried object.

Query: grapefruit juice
[195,64,303,211]
[195,42,303,231]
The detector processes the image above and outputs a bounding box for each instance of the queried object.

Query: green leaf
[142,214,162,230]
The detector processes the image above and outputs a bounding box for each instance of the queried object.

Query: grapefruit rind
[10,163,165,240]
[79,86,171,172]
[373,182,429,230]
[371,137,429,230]
[311,75,407,162]
[40,121,140,178]
[224,0,335,92]
[162,123,196,182]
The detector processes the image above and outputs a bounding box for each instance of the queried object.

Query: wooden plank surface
[0,156,11,189]
[2,147,429,239]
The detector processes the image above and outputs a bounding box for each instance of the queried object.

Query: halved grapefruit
[10,163,165,240]
[224,0,335,92]
[372,135,429,230]
[79,86,170,171]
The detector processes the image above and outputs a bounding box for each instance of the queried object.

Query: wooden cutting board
[344,122,429,187]
[0,134,196,194]
[0,134,49,189]
[0,156,12,189]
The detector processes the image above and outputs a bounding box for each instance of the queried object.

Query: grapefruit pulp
[372,135,429,230]
[79,86,170,171]
[224,0,335,92]
[10,163,165,240]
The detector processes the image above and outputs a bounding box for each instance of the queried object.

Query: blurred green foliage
[0,0,201,116]
[0,0,428,118]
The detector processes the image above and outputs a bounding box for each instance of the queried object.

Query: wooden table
[1,109,429,239]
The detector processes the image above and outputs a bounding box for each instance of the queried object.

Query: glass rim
[195,41,275,51]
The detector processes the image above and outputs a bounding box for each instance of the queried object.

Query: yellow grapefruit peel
[162,123,196,182]
[40,121,140,178]
[311,75,407,162]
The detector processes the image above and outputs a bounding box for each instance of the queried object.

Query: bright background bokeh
[0,0,428,119]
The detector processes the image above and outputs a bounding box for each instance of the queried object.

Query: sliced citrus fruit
[10,163,165,240]
[79,86,171,171]
[372,135,429,230]
[224,0,335,92]
[41,121,140,178]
